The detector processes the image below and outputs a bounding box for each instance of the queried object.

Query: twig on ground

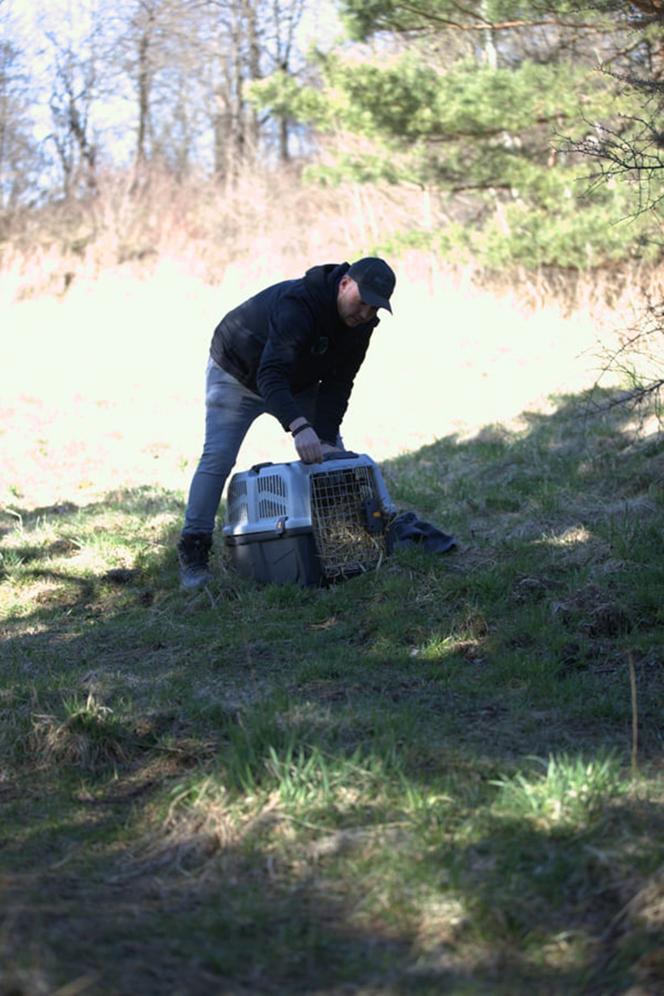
[629,653,639,777]
[1,507,23,529]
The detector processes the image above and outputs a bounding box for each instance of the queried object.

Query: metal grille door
[309,466,385,578]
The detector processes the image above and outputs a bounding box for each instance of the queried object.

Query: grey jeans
[182,358,333,536]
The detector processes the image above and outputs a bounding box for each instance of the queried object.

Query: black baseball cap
[347,257,396,313]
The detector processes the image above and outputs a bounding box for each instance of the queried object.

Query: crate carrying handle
[250,461,275,474]
[321,450,359,462]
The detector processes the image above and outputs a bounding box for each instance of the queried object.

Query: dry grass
[29,693,131,772]
[2,169,661,513]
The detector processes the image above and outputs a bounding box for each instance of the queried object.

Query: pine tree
[252,1,662,269]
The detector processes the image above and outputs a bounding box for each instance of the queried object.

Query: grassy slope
[1,388,663,995]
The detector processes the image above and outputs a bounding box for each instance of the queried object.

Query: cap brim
[358,287,393,313]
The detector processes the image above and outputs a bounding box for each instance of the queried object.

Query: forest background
[1,0,663,510]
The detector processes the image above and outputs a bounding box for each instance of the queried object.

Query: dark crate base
[225,530,324,587]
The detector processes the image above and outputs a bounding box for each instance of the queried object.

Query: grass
[1,385,662,994]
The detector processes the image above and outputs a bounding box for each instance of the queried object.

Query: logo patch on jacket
[311,336,329,356]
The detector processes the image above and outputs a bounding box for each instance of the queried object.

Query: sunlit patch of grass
[264,743,396,814]
[0,548,26,580]
[542,524,595,548]
[492,754,623,832]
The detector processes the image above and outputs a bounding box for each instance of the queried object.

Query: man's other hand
[320,443,343,457]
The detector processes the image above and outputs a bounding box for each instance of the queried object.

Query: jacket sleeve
[256,295,315,430]
[312,334,371,443]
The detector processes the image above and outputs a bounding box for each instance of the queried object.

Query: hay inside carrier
[309,464,386,578]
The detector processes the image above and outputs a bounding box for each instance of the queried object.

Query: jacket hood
[303,262,348,313]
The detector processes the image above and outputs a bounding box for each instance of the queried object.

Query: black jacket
[209,262,378,442]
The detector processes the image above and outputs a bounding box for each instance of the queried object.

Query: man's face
[336,275,378,327]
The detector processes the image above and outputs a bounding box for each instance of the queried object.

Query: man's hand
[320,442,343,457]
[294,427,323,464]
[290,417,323,464]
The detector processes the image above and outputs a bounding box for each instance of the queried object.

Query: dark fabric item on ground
[386,512,457,555]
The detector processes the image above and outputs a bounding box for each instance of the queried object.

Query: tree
[565,1,664,411]
[45,26,100,197]
[97,0,209,185]
[259,0,307,162]
[0,0,317,208]
[203,0,261,179]
[0,5,42,221]
[110,0,183,176]
[198,0,307,181]
[252,1,659,270]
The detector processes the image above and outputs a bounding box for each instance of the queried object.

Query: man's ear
[338,274,351,291]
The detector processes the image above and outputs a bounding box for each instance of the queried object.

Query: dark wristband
[291,422,312,438]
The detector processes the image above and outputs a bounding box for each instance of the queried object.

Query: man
[178,256,396,589]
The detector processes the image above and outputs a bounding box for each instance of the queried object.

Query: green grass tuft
[492,753,623,830]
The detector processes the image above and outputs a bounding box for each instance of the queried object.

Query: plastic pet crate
[223,453,394,586]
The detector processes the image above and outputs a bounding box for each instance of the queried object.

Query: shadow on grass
[1,758,662,994]
[1,388,663,993]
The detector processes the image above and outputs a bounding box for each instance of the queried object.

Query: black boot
[177,532,213,590]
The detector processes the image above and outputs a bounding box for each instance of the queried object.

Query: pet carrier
[223,452,395,586]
